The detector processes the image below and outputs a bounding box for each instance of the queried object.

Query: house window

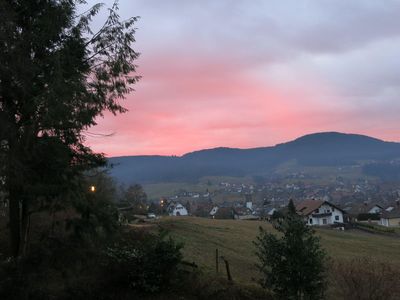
[327,209,330,213]
[323,219,327,225]
[309,219,313,224]
[335,215,339,221]
[315,209,319,213]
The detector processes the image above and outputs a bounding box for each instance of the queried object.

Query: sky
[83,0,400,157]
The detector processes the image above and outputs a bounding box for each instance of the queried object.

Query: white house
[209,206,219,217]
[368,204,383,214]
[385,206,396,212]
[296,200,344,226]
[245,201,253,210]
[168,203,188,216]
[267,208,277,216]
[379,210,400,227]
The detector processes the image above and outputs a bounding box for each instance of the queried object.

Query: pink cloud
[85,51,398,157]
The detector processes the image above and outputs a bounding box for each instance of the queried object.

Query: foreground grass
[158,217,400,284]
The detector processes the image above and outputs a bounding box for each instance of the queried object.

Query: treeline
[109,133,400,184]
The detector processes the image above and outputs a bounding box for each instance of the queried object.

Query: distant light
[90,185,96,192]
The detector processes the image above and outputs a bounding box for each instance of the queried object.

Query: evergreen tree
[288,198,296,214]
[121,184,147,214]
[0,0,139,257]
[185,200,191,214]
[254,200,327,299]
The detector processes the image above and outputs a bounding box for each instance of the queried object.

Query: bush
[104,229,183,293]
[0,228,185,299]
[332,258,400,300]
[356,222,395,233]
[357,213,380,221]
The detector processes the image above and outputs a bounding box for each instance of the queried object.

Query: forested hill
[108,132,400,184]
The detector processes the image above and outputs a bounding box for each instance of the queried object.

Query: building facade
[296,200,344,226]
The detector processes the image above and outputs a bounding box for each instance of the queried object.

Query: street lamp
[90,185,96,193]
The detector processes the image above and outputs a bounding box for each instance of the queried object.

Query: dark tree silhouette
[0,0,139,257]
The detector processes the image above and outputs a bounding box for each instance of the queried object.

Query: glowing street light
[90,185,96,193]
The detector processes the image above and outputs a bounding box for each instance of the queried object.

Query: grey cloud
[83,0,400,134]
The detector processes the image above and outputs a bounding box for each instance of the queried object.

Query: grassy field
[157,217,400,284]
[143,176,254,200]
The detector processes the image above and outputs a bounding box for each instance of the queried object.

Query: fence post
[216,248,219,273]
[220,256,232,281]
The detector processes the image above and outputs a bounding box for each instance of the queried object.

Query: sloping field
[158,217,400,284]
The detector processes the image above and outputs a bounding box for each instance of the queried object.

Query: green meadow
[158,217,400,284]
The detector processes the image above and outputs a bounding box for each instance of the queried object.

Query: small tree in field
[254,200,327,300]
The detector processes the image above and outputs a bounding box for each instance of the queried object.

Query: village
[142,176,400,229]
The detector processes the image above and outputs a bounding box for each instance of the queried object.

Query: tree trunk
[20,199,30,257]
[9,188,21,257]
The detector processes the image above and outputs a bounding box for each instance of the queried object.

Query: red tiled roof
[296,199,345,216]
[296,200,324,216]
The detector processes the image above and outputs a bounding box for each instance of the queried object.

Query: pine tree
[0,0,139,257]
[254,199,327,299]
[122,184,147,214]
[288,198,297,214]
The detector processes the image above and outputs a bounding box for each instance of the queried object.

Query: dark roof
[214,207,234,219]
[233,207,253,216]
[345,203,383,216]
[381,209,400,219]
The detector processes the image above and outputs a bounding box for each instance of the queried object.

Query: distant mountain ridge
[108,132,400,184]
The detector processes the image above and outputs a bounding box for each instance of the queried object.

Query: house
[384,200,400,213]
[386,206,395,212]
[192,202,214,217]
[342,203,382,223]
[168,203,188,216]
[209,206,219,217]
[296,200,344,226]
[368,204,383,214]
[379,210,400,227]
[213,207,234,219]
[233,207,258,220]
[245,201,253,210]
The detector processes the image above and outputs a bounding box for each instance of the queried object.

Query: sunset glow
[84,1,400,156]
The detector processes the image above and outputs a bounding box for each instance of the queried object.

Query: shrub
[356,222,395,233]
[104,229,183,293]
[357,213,380,221]
[332,257,400,300]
